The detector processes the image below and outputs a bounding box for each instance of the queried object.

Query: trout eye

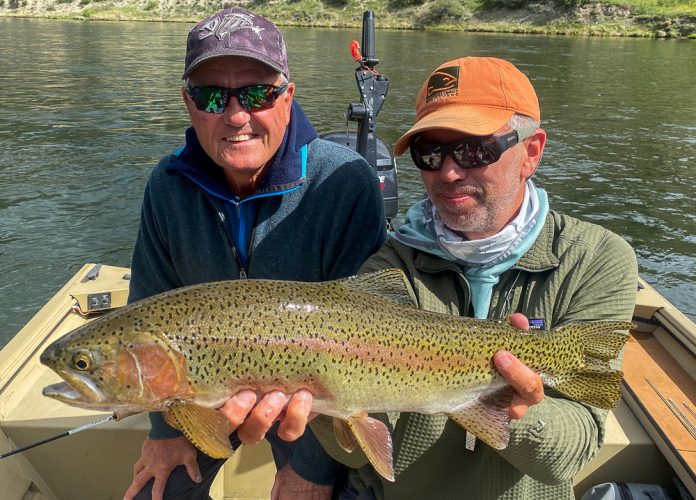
[71,351,93,371]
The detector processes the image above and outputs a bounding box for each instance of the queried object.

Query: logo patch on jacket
[528,318,546,330]
[426,66,459,104]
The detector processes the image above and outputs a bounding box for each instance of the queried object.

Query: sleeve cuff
[148,411,184,440]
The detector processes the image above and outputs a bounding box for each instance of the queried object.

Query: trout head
[40,308,191,414]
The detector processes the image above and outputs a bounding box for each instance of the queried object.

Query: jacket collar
[514,212,559,271]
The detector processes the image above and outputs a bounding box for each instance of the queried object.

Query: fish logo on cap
[198,12,264,41]
[426,66,459,104]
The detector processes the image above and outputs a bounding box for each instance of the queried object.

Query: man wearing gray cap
[123,7,386,500]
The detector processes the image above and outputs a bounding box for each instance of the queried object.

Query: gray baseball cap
[182,8,289,80]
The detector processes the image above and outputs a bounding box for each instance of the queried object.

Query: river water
[0,18,694,346]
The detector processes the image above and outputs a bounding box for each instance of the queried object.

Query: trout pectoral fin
[333,418,357,453]
[447,387,513,450]
[163,410,180,430]
[345,414,395,482]
[166,404,234,459]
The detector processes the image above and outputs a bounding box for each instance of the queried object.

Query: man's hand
[507,313,529,331]
[123,436,201,500]
[271,464,332,500]
[496,313,544,419]
[218,389,314,444]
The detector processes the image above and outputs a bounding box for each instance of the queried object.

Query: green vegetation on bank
[1,0,695,38]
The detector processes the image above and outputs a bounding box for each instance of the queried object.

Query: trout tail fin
[552,321,634,409]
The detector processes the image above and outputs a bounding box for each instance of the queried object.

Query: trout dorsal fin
[165,403,234,459]
[338,269,417,308]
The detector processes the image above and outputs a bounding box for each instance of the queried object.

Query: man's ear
[281,81,296,124]
[522,128,547,178]
[182,87,197,120]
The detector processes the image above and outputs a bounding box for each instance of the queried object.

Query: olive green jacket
[310,210,638,500]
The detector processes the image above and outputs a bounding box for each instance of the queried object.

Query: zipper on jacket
[498,269,523,318]
[232,202,258,280]
[232,245,247,279]
[218,209,249,280]
[234,204,247,279]
[244,225,257,278]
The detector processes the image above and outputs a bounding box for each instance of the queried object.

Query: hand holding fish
[218,389,314,444]
[269,312,543,496]
[493,351,545,420]
[497,313,545,420]
[122,389,313,500]
[123,435,201,500]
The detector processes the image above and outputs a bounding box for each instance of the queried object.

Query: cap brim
[182,50,287,80]
[393,106,515,156]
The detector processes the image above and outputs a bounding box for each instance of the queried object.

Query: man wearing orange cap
[276,57,638,499]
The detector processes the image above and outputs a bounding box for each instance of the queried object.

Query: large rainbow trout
[40,269,631,481]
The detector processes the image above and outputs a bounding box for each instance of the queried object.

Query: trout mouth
[42,381,141,419]
[42,371,107,407]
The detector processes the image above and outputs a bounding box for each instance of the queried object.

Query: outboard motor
[321,11,398,226]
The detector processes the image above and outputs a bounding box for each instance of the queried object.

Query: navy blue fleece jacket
[128,102,385,480]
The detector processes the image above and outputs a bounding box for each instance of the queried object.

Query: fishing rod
[0,414,116,460]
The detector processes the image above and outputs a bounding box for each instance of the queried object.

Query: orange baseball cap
[393,57,540,156]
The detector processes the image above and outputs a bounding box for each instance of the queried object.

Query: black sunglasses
[409,129,529,171]
[185,82,289,114]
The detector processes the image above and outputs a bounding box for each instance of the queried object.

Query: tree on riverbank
[1,0,694,38]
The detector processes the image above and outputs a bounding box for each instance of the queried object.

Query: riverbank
[1,0,695,39]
